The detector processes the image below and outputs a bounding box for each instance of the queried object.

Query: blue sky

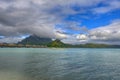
[0,0,120,44]
[58,6,120,30]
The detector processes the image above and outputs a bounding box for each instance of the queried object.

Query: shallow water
[0,48,120,80]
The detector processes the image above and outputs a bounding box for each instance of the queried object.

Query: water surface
[0,48,120,80]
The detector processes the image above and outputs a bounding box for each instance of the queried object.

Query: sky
[0,0,120,45]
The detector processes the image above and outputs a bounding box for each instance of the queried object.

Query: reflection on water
[0,48,120,80]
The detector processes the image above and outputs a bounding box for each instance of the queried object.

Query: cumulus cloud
[0,0,57,38]
[0,37,23,43]
[76,20,120,45]
[76,34,88,40]
[56,21,88,34]
[0,0,102,42]
[89,20,120,41]
[62,34,88,44]
[0,0,119,44]
[93,0,120,14]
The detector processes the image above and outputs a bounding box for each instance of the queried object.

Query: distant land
[0,35,120,48]
[18,35,52,45]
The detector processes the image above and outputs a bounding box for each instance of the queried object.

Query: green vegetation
[72,43,110,48]
[47,39,67,48]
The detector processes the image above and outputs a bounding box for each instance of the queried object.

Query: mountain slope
[18,35,52,45]
[47,39,67,47]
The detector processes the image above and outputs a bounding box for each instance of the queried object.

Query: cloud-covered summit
[0,0,120,44]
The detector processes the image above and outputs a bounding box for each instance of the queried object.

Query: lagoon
[0,48,120,80]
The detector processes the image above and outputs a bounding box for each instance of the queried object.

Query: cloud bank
[70,20,120,45]
[0,0,120,44]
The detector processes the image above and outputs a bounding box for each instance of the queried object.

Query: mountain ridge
[18,35,52,45]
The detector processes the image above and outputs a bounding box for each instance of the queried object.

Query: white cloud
[0,0,102,43]
[0,37,23,43]
[89,19,120,41]
[62,34,88,44]
[0,0,104,36]
[55,32,68,39]
[0,0,119,44]
[74,19,120,45]
[93,0,120,14]
[76,34,88,40]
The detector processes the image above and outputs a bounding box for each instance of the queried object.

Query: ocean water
[0,48,120,80]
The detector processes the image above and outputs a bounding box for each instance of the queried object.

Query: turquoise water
[0,48,120,80]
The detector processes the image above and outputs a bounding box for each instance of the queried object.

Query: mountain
[47,39,68,47]
[18,35,52,45]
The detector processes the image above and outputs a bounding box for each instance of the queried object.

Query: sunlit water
[0,48,120,80]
